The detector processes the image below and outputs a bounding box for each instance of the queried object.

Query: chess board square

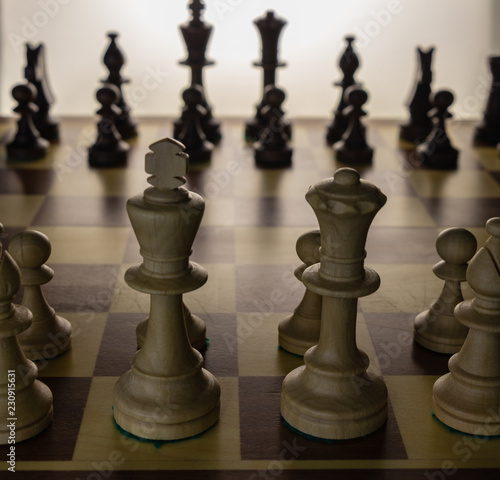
[372,197,436,227]
[364,312,451,376]
[29,263,121,313]
[235,264,303,313]
[0,377,91,461]
[0,168,56,194]
[30,226,129,264]
[386,375,500,460]
[235,226,308,265]
[73,376,240,463]
[408,170,500,198]
[234,197,317,227]
[0,194,45,226]
[34,312,108,378]
[32,196,129,226]
[359,264,442,313]
[238,376,407,460]
[366,227,440,264]
[421,198,500,227]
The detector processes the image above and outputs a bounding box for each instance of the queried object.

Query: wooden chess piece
[281,168,388,440]
[474,56,500,146]
[254,85,292,168]
[326,36,361,145]
[113,138,220,441]
[6,83,49,161]
[176,85,214,164]
[399,46,435,144]
[101,32,138,140]
[136,303,207,351]
[278,230,321,356]
[0,224,53,444]
[24,43,59,142]
[8,230,72,360]
[414,227,477,354]
[176,0,221,144]
[334,85,373,164]
[432,217,500,436]
[88,84,130,168]
[245,10,289,143]
[416,90,458,169]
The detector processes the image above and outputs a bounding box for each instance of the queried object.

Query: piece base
[416,148,458,170]
[334,144,374,165]
[255,147,292,168]
[7,142,48,161]
[88,143,129,168]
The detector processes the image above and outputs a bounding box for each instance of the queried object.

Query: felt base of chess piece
[7,83,50,162]
[136,303,207,351]
[413,228,477,354]
[0,245,53,444]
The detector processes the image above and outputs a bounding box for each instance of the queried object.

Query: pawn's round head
[182,85,204,107]
[12,83,37,104]
[344,85,368,107]
[96,85,119,106]
[264,86,286,108]
[431,90,454,109]
[8,230,51,269]
[436,227,477,265]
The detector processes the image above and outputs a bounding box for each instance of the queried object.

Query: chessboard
[0,116,500,479]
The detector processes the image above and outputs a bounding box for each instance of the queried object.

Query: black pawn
[177,85,213,164]
[416,90,458,169]
[6,83,49,161]
[326,36,360,145]
[101,32,138,140]
[24,43,59,142]
[474,56,500,145]
[254,86,292,168]
[88,85,130,168]
[334,86,373,164]
[245,10,288,143]
[400,46,434,144]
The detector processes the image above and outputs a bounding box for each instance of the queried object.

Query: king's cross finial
[145,138,188,190]
[189,0,205,25]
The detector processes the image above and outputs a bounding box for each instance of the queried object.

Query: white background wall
[0,0,497,119]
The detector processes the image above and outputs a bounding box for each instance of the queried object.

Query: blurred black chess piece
[245,10,289,143]
[416,90,458,169]
[326,36,360,146]
[177,85,214,164]
[474,56,500,146]
[101,32,138,140]
[7,82,49,161]
[88,84,130,167]
[399,46,434,144]
[334,85,373,164]
[254,85,292,168]
[24,43,59,142]
[175,0,221,144]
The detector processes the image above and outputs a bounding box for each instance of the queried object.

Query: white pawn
[414,227,477,353]
[432,217,500,435]
[8,230,72,360]
[0,224,53,444]
[278,230,322,356]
